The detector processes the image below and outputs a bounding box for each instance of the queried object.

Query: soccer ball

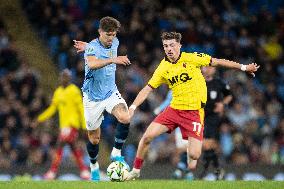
[107,161,129,182]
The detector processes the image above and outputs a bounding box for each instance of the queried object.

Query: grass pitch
[0,180,283,189]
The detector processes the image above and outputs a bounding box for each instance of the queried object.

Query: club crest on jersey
[108,50,114,58]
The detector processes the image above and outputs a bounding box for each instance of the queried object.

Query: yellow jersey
[37,84,86,130]
[148,52,211,110]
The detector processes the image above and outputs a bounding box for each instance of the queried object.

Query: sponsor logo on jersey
[168,73,192,85]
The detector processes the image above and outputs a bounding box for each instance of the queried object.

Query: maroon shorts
[153,106,204,141]
[59,127,79,143]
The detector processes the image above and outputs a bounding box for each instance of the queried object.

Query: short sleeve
[148,63,166,89]
[189,52,212,67]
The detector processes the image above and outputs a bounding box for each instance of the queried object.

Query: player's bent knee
[117,114,130,124]
[118,118,130,124]
[190,154,200,161]
[89,136,100,145]
[188,150,201,160]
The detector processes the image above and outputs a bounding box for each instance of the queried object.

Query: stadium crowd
[0,0,283,171]
[0,17,52,168]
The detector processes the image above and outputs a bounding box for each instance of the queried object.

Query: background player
[126,31,259,180]
[199,66,232,180]
[74,16,131,181]
[36,69,90,180]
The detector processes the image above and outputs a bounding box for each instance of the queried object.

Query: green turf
[0,180,283,189]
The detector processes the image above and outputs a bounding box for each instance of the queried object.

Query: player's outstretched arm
[129,85,153,118]
[211,58,260,77]
[112,56,131,66]
[73,40,87,53]
[86,55,131,69]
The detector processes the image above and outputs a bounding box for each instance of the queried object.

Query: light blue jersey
[82,37,119,101]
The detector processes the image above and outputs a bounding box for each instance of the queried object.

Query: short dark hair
[99,16,121,32]
[161,32,182,43]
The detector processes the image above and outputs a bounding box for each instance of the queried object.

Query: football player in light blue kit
[74,16,131,181]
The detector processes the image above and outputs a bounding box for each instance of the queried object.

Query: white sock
[90,162,99,171]
[132,168,140,173]
[111,147,121,157]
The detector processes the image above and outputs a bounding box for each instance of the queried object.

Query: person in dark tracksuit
[200,66,233,180]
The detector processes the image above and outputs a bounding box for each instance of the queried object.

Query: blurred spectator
[0,17,51,170]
